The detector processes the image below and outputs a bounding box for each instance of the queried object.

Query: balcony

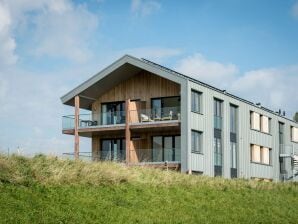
[62,107,181,133]
[129,107,180,123]
[62,111,126,130]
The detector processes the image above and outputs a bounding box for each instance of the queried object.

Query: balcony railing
[62,111,126,130]
[214,115,222,130]
[62,107,180,130]
[279,144,298,156]
[129,107,181,123]
[62,148,181,163]
[63,150,126,162]
[129,148,181,163]
[62,115,75,130]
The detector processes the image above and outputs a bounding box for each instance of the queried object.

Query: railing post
[74,95,80,160]
[125,99,131,164]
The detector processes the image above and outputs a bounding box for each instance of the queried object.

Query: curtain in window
[261,116,269,133]
[251,145,261,162]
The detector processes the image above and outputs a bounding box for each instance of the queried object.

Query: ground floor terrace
[63,119,182,169]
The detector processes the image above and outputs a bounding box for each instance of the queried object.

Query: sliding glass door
[101,139,125,161]
[152,135,180,162]
[151,96,180,120]
[101,102,125,125]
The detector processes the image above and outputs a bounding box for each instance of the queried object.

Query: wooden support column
[125,99,131,164]
[74,95,80,160]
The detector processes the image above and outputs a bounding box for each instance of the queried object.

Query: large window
[191,130,202,153]
[101,102,125,125]
[191,90,202,113]
[151,96,180,120]
[101,138,125,161]
[152,135,180,162]
[251,144,271,165]
[214,98,223,177]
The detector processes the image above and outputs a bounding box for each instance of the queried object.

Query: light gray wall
[187,79,298,181]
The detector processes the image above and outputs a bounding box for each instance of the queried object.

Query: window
[101,102,125,125]
[261,115,269,133]
[251,144,271,165]
[230,105,237,134]
[214,99,222,117]
[191,90,202,113]
[151,96,180,120]
[214,99,223,130]
[191,130,202,153]
[231,142,237,169]
[152,135,181,162]
[230,105,238,178]
[261,147,270,164]
[250,112,260,131]
[214,137,222,166]
[251,145,261,163]
[214,137,223,176]
[291,126,298,142]
[101,138,125,161]
[250,111,271,134]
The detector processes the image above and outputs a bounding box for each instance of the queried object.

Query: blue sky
[0,0,297,155]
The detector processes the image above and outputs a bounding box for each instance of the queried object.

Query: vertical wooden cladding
[92,71,180,114]
[91,70,180,163]
[92,136,100,161]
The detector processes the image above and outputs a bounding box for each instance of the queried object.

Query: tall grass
[0,154,297,223]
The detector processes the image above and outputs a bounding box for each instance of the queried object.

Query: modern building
[61,55,298,181]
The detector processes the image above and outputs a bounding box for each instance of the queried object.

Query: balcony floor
[63,120,180,137]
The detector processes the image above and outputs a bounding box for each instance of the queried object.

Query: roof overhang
[61,55,186,110]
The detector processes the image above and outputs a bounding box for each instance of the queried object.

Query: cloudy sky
[0,0,298,155]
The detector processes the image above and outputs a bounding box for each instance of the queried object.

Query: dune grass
[0,154,297,223]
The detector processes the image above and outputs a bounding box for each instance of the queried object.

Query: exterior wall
[91,70,180,119]
[90,70,182,164]
[188,80,298,181]
[92,129,180,163]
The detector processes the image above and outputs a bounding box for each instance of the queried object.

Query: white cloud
[175,53,298,118]
[0,2,17,66]
[131,0,161,17]
[0,67,91,155]
[292,1,298,18]
[175,53,238,88]
[32,3,98,62]
[231,66,298,116]
[0,0,99,63]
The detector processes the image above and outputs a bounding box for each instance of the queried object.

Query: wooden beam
[74,95,80,159]
[125,99,131,164]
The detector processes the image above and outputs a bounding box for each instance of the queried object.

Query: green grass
[0,155,297,223]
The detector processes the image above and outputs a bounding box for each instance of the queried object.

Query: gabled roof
[61,54,296,123]
[60,55,186,109]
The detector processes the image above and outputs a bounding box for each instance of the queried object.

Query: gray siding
[187,80,298,181]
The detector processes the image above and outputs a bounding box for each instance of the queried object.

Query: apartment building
[61,55,298,181]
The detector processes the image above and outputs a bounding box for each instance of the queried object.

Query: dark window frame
[191,130,203,154]
[151,135,181,162]
[191,90,202,114]
[250,144,272,166]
